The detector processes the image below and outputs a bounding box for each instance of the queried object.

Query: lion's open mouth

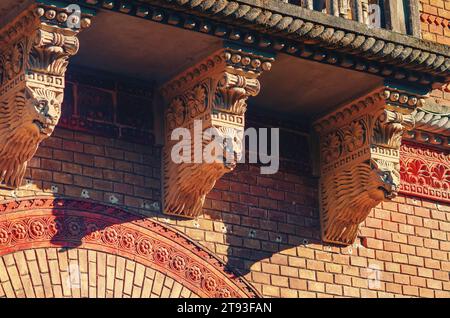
[224,161,237,170]
[216,153,236,170]
[378,186,397,199]
[33,120,48,133]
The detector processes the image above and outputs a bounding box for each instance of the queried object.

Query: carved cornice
[402,98,450,149]
[161,46,274,218]
[0,4,92,188]
[404,130,450,149]
[414,103,450,136]
[70,0,450,84]
[314,85,426,245]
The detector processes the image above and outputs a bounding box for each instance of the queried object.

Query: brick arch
[0,197,259,298]
[0,248,201,298]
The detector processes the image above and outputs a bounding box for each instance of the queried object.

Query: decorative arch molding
[0,197,259,298]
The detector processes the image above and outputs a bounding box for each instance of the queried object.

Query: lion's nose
[36,112,47,123]
[45,114,54,124]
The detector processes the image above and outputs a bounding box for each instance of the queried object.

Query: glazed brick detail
[420,1,450,46]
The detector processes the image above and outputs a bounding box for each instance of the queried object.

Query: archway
[0,197,259,298]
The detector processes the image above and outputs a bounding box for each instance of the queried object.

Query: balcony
[1,0,447,121]
[287,0,420,36]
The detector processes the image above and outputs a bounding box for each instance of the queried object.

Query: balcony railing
[286,0,421,37]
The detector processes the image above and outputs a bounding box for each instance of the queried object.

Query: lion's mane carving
[164,126,243,218]
[0,87,61,187]
[321,159,399,245]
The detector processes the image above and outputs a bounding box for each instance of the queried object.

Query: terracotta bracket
[161,45,274,218]
[314,83,429,245]
[0,4,92,188]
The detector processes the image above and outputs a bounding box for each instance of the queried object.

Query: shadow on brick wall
[9,96,323,279]
[203,159,322,276]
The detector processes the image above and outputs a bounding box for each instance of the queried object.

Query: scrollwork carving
[28,27,79,76]
[214,72,260,115]
[373,109,415,148]
[187,84,208,118]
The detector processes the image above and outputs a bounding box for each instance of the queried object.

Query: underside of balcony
[71,8,386,119]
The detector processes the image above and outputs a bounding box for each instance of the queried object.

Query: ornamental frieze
[0,4,91,188]
[399,142,450,203]
[161,46,274,218]
[314,85,427,245]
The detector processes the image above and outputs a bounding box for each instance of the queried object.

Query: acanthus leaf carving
[214,72,260,115]
[28,27,80,76]
[161,47,274,218]
[0,5,92,188]
[314,86,427,245]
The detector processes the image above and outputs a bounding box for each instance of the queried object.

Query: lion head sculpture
[164,126,243,218]
[321,159,400,245]
[0,87,61,188]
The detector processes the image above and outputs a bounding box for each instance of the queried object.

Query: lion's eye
[36,101,46,110]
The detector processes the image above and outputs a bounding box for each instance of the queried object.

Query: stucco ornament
[161,47,274,218]
[0,5,91,188]
[314,86,426,245]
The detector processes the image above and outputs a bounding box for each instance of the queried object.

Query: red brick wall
[1,54,450,298]
[420,0,450,102]
[0,107,448,297]
[0,66,160,209]
[196,153,450,297]
[420,0,450,45]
